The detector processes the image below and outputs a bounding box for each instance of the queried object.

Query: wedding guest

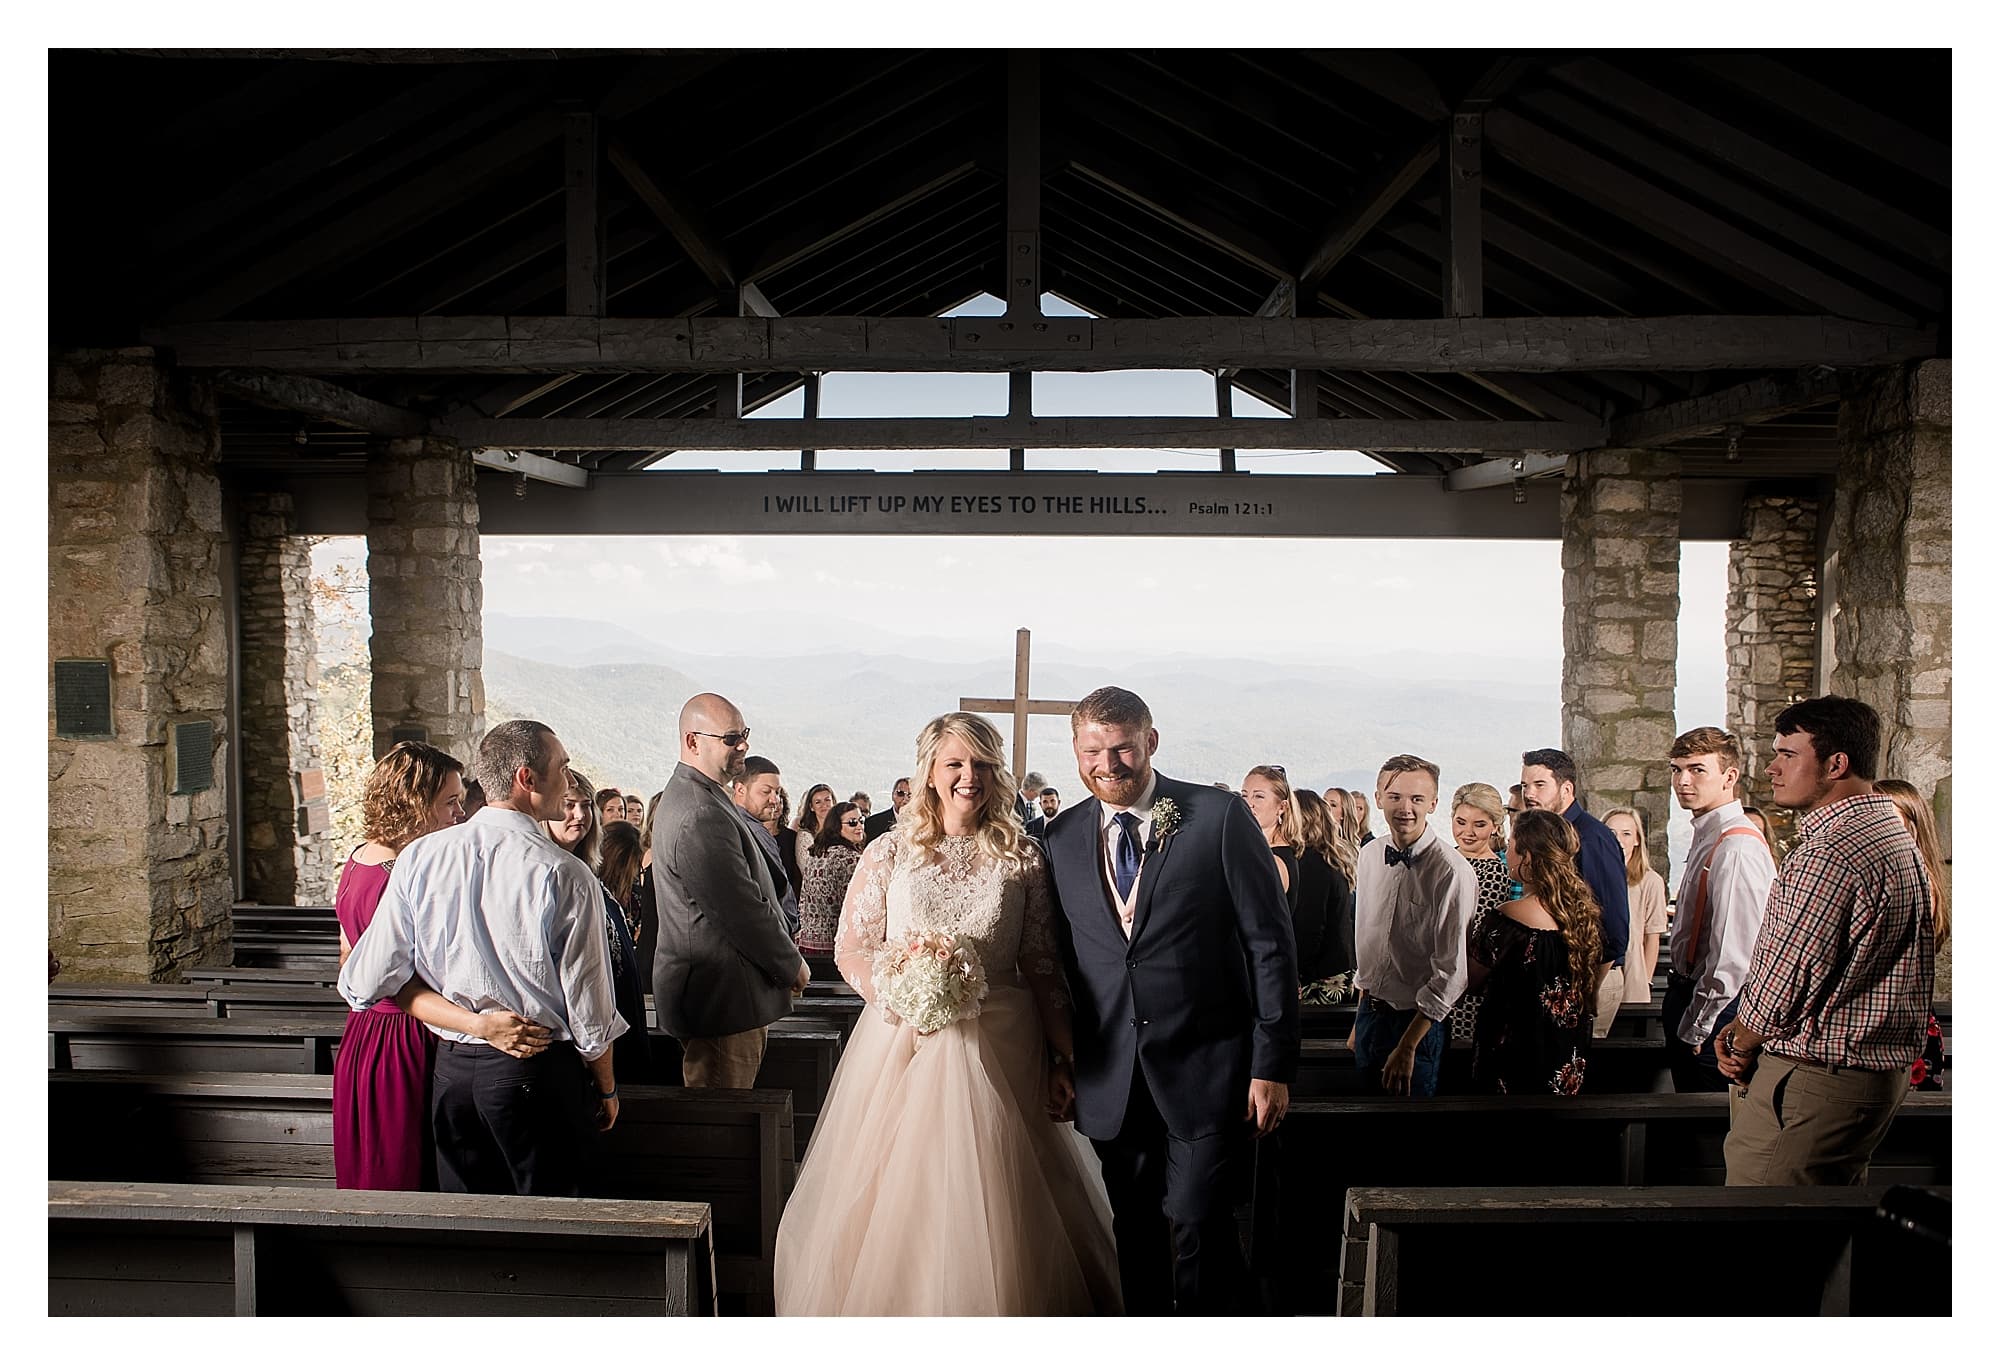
[1443,782,1512,1043]
[1039,787,1061,822]
[862,776,911,846]
[1240,765,1300,908]
[460,778,485,822]
[1719,697,1934,1185]
[1877,779,1952,1090]
[733,756,801,939]
[770,784,804,895]
[1600,808,1669,1038]
[1018,770,1049,829]
[546,768,602,870]
[1352,789,1377,846]
[1351,755,1477,1097]
[653,694,809,1088]
[794,783,835,869]
[1466,809,1599,1096]
[1742,804,1775,847]
[1665,727,1775,1092]
[850,791,872,820]
[333,742,550,1190]
[596,788,626,826]
[623,792,646,825]
[1293,788,1354,983]
[796,800,865,952]
[593,821,652,1075]
[339,722,625,1196]
[1520,748,1629,1003]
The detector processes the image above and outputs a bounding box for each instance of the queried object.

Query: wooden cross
[958,628,1078,787]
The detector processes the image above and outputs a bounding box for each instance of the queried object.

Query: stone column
[1828,359,1951,803]
[49,350,233,979]
[1725,495,1820,847]
[1560,449,1682,873]
[238,492,335,904]
[365,436,485,766]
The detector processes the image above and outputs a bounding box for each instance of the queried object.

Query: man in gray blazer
[651,692,809,1088]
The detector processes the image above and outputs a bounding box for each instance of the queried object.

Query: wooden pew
[47,983,219,1018]
[1298,1000,1665,1041]
[183,965,341,987]
[50,1180,716,1315]
[1266,1092,1951,1313]
[230,904,340,968]
[1337,1184,1950,1316]
[48,1071,793,1315]
[1293,1036,1678,1096]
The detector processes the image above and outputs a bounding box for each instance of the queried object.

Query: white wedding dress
[773,830,1121,1315]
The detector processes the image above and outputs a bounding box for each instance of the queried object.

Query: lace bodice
[836,831,1068,1014]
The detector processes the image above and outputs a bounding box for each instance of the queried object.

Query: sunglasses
[691,728,751,747]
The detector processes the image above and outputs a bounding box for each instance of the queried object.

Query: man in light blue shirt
[340,719,627,1196]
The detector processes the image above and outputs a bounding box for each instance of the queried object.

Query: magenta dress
[333,853,436,1190]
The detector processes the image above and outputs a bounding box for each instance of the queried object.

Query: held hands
[1046,1060,1077,1123]
[1714,1030,1757,1083]
[476,1010,553,1059]
[1245,1078,1289,1137]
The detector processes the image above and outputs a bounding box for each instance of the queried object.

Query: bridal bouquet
[873,930,988,1034]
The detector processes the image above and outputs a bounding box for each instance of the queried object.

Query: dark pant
[432,1038,591,1196]
[1091,1064,1245,1315]
[1663,973,1735,1094]
[1352,998,1446,1097]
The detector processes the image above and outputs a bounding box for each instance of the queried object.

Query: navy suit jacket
[1043,773,1298,1142]
[1564,800,1632,966]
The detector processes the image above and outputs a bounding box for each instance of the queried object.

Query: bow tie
[1384,843,1420,868]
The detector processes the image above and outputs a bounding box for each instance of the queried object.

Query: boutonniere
[1144,798,1181,857]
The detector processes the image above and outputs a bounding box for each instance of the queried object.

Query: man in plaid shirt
[1716,696,1935,1185]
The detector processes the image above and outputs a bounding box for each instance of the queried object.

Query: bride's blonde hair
[897,712,1027,870]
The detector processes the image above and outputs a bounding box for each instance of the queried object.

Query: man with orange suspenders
[1663,727,1777,1092]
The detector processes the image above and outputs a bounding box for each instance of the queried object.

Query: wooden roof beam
[148,314,1937,375]
[1607,369,1843,449]
[607,137,738,293]
[1691,53,1948,188]
[213,369,428,437]
[437,415,1603,453]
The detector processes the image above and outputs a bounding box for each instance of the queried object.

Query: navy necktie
[1384,843,1418,869]
[1113,812,1142,901]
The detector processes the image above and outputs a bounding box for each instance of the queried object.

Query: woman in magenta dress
[334,742,551,1190]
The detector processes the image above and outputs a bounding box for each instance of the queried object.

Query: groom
[1042,686,1298,1314]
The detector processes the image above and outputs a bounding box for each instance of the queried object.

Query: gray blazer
[651,761,806,1039]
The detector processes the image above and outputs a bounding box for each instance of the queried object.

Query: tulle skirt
[774,980,1122,1315]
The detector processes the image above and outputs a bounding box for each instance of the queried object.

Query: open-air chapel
[47,46,1949,1316]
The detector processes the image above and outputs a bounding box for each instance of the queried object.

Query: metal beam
[469,448,589,488]
[1442,114,1483,318]
[212,369,428,436]
[606,138,737,292]
[1444,451,1570,491]
[151,314,1939,375]
[1608,370,1843,449]
[438,415,1600,452]
[563,109,605,317]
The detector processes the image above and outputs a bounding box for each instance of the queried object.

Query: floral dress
[1469,915,1591,1096]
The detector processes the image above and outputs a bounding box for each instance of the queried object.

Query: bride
[774,712,1121,1315]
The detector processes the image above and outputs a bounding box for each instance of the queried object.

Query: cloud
[654,538,779,584]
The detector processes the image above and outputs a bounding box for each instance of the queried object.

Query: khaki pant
[1724,1053,1908,1186]
[681,1026,769,1089]
[1591,966,1624,1039]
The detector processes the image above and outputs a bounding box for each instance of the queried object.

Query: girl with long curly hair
[1464,808,1601,1097]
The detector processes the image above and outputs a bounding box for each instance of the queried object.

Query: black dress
[1469,915,1590,1096]
[1272,845,1301,917]
[1295,849,1355,981]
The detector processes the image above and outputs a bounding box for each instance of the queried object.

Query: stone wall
[1560,448,1682,873]
[238,492,334,904]
[50,349,233,979]
[1726,495,1820,850]
[366,436,485,765]
[1829,360,1951,805]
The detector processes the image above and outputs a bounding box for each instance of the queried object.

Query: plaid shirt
[1737,793,1933,1070]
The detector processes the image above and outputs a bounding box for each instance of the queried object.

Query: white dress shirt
[1353,824,1476,1021]
[338,806,629,1062]
[1668,799,1777,1047]
[1097,772,1158,938]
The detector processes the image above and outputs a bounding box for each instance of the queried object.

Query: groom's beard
[1083,769,1148,809]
